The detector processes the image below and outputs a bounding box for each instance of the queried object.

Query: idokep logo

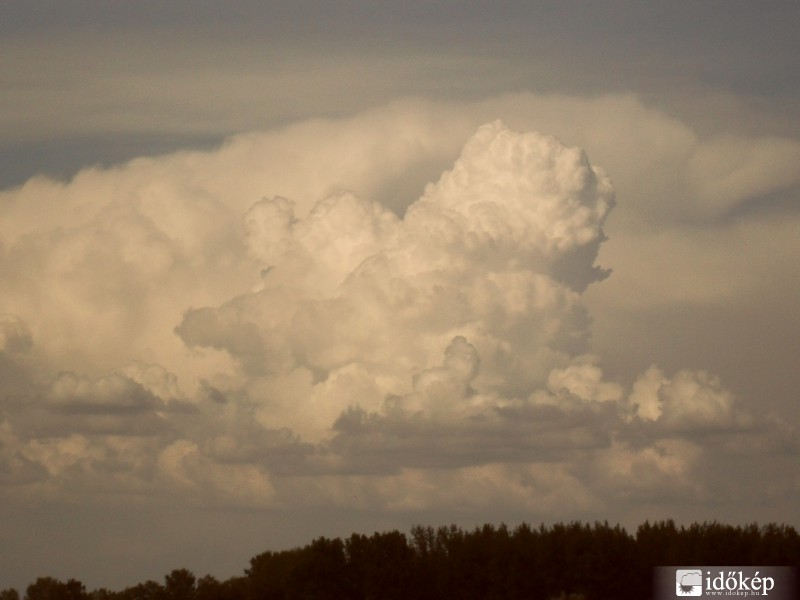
[676,569,703,596]
[657,566,796,599]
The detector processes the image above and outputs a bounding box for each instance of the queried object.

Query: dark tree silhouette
[1,589,20,600]
[162,570,195,600]
[11,520,800,600]
[25,578,86,600]
[118,580,162,600]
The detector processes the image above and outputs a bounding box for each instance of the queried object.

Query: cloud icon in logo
[677,570,703,596]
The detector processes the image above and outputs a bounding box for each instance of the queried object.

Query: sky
[1,0,799,591]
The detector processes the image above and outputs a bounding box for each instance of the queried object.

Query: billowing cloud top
[0,114,796,528]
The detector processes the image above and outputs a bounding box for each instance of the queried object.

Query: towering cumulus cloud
[177,121,614,432]
[0,117,791,521]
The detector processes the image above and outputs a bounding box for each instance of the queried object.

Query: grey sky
[1,1,799,592]
[2,2,799,184]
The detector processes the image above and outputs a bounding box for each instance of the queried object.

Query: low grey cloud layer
[2,2,799,189]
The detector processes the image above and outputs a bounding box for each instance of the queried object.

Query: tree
[163,570,195,600]
[246,548,305,599]
[24,578,85,600]
[193,576,219,600]
[346,531,415,600]
[287,537,353,599]
[119,581,162,600]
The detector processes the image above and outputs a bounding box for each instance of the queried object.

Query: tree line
[2,520,798,600]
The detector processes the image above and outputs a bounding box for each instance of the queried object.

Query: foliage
[7,521,799,600]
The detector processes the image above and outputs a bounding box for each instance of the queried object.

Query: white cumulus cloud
[0,99,796,528]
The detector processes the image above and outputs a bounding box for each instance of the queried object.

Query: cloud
[46,372,163,416]
[0,314,33,355]
[630,367,744,431]
[0,98,797,528]
[174,121,613,429]
[688,135,800,217]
